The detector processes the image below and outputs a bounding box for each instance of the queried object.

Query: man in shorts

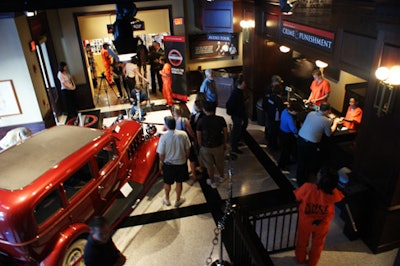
[157,116,191,207]
[196,101,228,189]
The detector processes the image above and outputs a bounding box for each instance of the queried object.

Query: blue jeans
[130,105,146,116]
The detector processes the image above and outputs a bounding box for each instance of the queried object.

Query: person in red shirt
[339,97,363,130]
[305,69,331,107]
[101,43,113,85]
[159,56,173,106]
[294,168,344,266]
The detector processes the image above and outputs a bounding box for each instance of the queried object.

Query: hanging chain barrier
[205,146,235,266]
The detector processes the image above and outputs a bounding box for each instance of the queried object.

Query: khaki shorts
[199,145,225,176]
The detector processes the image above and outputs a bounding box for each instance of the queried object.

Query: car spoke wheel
[62,238,87,266]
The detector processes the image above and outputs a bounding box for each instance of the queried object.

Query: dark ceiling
[0,0,153,13]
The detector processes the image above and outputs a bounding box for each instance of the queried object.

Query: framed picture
[0,80,22,117]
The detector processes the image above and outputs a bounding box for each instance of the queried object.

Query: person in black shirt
[149,41,164,93]
[263,82,285,150]
[84,216,126,266]
[262,75,284,148]
[197,101,227,189]
[226,75,247,154]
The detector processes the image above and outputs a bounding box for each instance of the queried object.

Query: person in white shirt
[124,56,148,93]
[156,116,191,208]
[57,61,77,119]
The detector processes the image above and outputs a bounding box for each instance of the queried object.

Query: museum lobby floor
[84,87,399,265]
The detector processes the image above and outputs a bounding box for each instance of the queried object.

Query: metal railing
[248,203,299,254]
[223,208,274,266]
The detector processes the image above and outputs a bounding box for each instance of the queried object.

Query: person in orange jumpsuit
[339,97,363,130]
[305,69,331,107]
[159,56,173,106]
[294,168,344,266]
[101,43,113,85]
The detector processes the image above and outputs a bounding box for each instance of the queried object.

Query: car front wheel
[62,238,87,266]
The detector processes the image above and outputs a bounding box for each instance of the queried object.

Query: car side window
[95,142,116,170]
[64,163,93,200]
[34,190,63,225]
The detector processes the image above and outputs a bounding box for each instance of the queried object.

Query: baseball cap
[271,75,284,83]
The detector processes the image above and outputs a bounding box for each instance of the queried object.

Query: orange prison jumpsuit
[309,79,331,107]
[294,183,344,266]
[343,106,363,130]
[101,47,113,84]
[160,63,173,106]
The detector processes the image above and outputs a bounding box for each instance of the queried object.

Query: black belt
[300,136,318,145]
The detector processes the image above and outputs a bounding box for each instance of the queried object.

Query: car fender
[41,223,89,266]
[131,135,159,184]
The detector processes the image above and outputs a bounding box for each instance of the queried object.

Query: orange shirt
[343,106,363,130]
[160,63,172,85]
[310,79,331,106]
[294,183,344,226]
[101,48,111,65]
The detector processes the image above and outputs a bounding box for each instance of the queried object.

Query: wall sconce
[315,60,328,69]
[374,65,400,117]
[240,20,255,43]
[315,60,328,75]
[24,11,37,17]
[279,45,291,53]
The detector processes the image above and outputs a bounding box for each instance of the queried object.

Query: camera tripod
[95,73,118,107]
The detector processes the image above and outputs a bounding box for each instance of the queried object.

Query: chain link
[205,227,220,265]
[205,150,235,266]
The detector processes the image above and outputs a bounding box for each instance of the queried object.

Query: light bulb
[279,46,291,53]
[240,20,248,28]
[375,66,390,81]
[387,65,400,85]
[315,60,328,68]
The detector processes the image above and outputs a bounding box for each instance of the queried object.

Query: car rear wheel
[62,238,87,266]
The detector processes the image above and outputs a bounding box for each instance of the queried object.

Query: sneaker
[206,179,217,189]
[175,197,186,207]
[215,176,225,183]
[162,196,171,206]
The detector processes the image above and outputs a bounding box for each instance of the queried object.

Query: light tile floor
[98,93,398,266]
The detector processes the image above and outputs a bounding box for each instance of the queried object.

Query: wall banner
[163,36,187,101]
[189,33,239,59]
[281,21,335,52]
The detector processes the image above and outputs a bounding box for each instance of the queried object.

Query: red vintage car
[0,120,160,265]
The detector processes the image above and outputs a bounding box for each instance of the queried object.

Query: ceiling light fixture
[279,45,291,53]
[24,11,37,17]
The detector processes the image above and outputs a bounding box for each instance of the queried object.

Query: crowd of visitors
[58,62,354,266]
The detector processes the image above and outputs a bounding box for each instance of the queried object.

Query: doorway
[75,7,172,109]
